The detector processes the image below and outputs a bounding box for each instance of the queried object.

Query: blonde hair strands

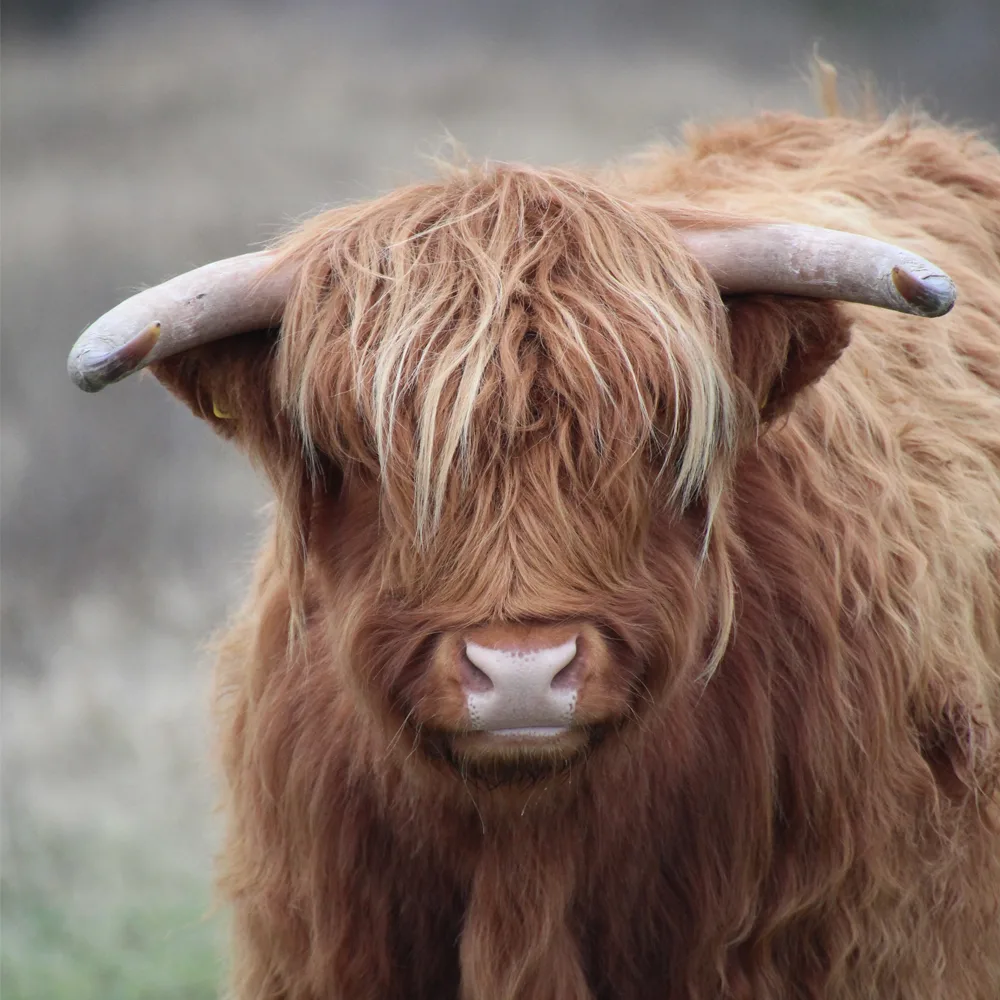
[274,164,741,539]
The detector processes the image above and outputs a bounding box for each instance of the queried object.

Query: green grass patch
[2,872,224,1000]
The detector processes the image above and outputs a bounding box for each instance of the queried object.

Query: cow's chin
[433,725,600,785]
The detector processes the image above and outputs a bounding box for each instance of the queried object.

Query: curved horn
[68,251,294,392]
[678,223,956,318]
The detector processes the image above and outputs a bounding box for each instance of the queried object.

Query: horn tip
[68,321,162,392]
[890,266,956,318]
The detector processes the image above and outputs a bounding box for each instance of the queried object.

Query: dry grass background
[2,1,997,996]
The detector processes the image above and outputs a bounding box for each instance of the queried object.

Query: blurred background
[2,1,998,997]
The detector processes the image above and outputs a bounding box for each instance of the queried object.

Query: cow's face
[304,396,720,779]
[147,166,856,779]
[259,166,749,778]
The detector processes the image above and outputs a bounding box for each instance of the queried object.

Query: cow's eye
[314,453,345,499]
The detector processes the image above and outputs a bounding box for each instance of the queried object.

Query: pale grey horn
[68,251,294,392]
[678,223,956,318]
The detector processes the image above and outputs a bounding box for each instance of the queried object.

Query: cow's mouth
[482,725,570,738]
[424,723,606,786]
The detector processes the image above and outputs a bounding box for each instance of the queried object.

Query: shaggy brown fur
[154,97,1000,999]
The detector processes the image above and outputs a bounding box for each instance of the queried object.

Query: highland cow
[70,88,1000,999]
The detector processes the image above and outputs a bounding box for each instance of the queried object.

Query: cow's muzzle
[418,620,631,752]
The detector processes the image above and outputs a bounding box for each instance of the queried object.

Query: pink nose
[460,634,581,735]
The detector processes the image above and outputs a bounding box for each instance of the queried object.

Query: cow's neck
[459,815,591,1000]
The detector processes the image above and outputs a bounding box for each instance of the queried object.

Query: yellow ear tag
[212,398,234,420]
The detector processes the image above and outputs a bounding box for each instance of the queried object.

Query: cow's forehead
[275,166,740,536]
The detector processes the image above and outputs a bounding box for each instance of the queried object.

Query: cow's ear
[724,296,852,423]
[152,328,334,604]
[148,328,283,448]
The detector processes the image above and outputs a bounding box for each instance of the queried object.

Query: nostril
[460,651,494,693]
[551,658,581,691]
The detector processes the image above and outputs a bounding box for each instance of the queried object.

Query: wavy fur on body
[154,103,1000,999]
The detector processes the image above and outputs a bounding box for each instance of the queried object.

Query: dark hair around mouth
[418,724,612,790]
